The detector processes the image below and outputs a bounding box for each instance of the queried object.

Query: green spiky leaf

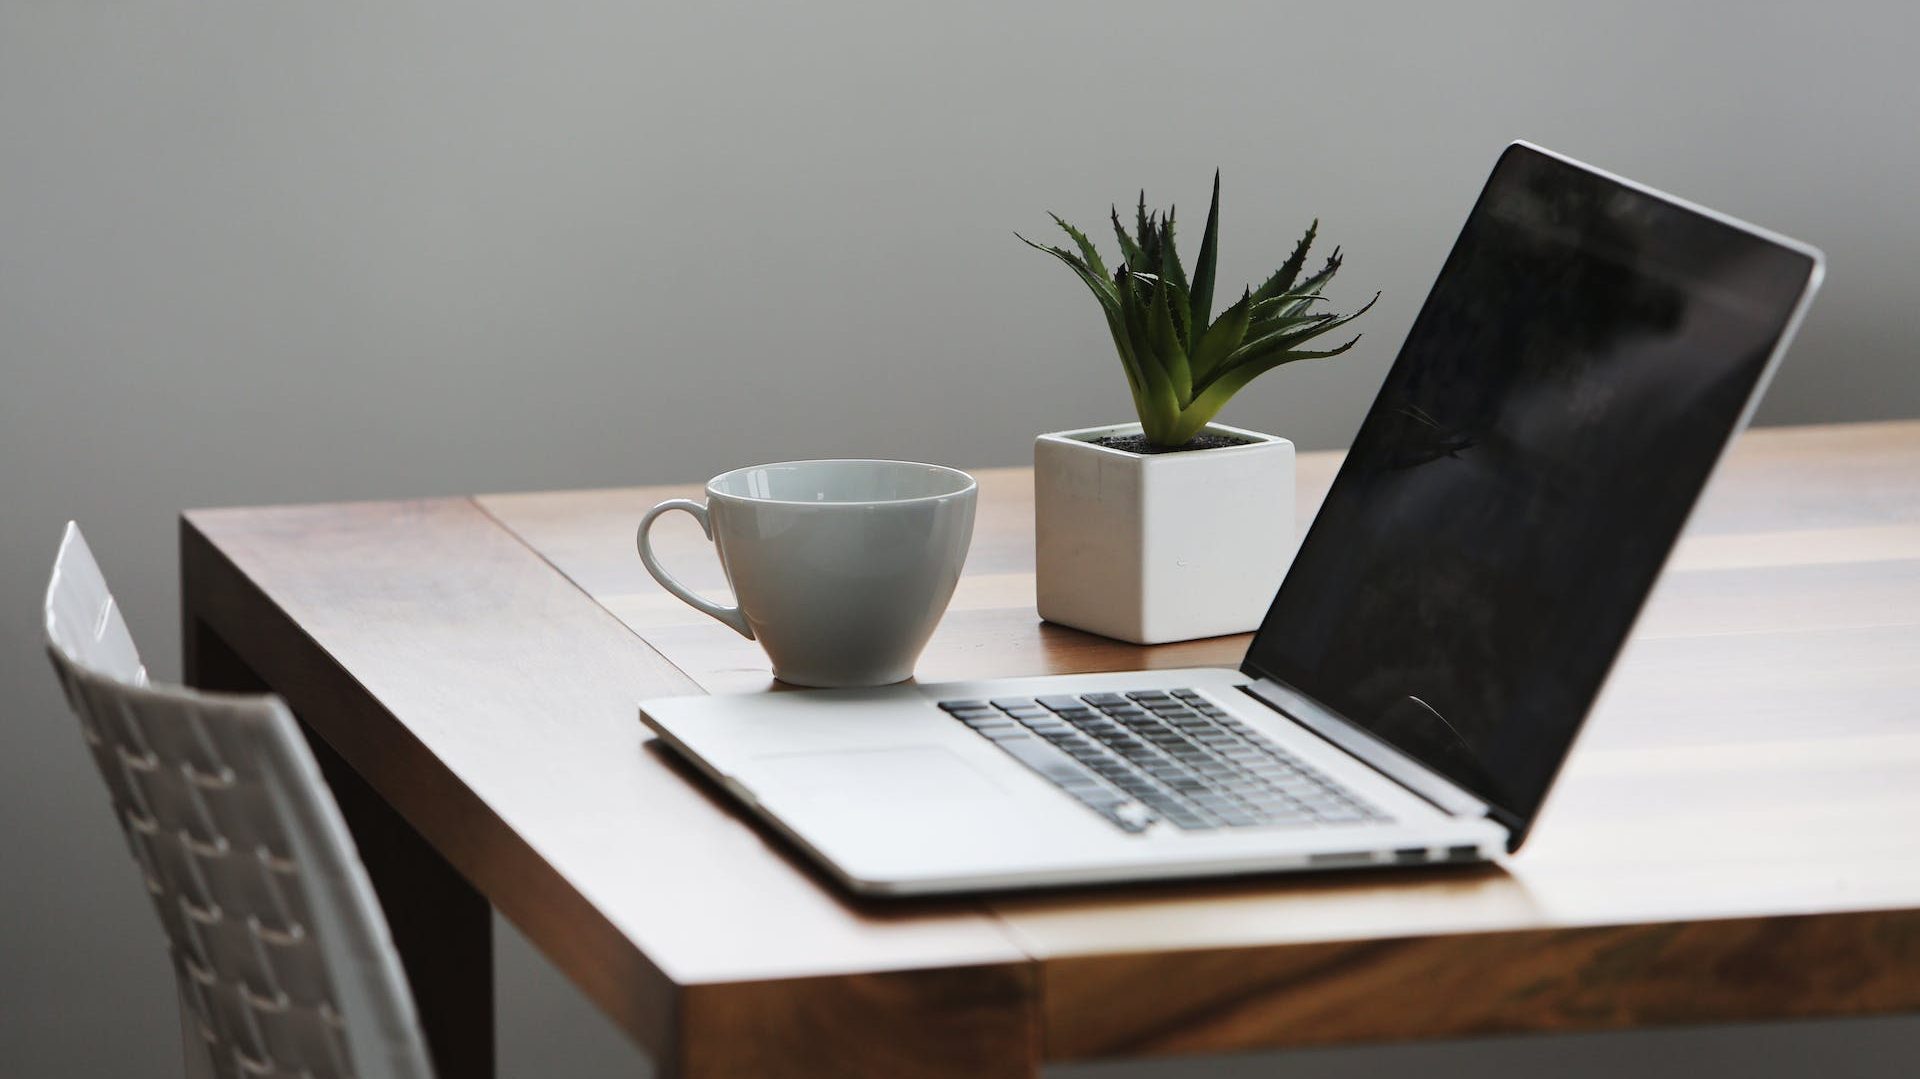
[1218,292,1380,381]
[1109,205,1146,270]
[1250,291,1333,320]
[1147,273,1192,405]
[1014,232,1116,319]
[1189,287,1253,383]
[1050,213,1108,283]
[1173,335,1366,442]
[1251,220,1318,305]
[1188,170,1222,333]
[1134,192,1153,269]
[1117,269,1182,440]
[1158,206,1189,295]
[1022,174,1377,448]
[1280,249,1344,315]
[1140,220,1162,275]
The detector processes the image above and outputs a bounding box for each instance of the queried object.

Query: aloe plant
[1019,172,1378,448]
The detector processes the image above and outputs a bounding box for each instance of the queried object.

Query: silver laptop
[640,142,1824,896]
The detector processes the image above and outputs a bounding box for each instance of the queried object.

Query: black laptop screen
[1242,144,1818,827]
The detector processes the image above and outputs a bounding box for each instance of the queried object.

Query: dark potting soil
[1091,432,1259,455]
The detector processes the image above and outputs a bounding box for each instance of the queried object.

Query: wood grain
[481,423,1920,683]
[185,561,497,1079]
[1042,909,1920,1059]
[677,964,1038,1078]
[180,498,1031,1076]
[179,420,1920,1073]
[474,419,1920,1061]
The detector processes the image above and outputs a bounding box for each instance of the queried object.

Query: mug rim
[705,458,977,507]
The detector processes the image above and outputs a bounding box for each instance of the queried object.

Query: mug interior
[709,460,973,505]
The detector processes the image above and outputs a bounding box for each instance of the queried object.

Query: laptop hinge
[1241,679,1510,832]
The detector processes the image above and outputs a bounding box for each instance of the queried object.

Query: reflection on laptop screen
[1243,143,1819,824]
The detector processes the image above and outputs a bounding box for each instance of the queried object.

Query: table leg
[184,621,496,1079]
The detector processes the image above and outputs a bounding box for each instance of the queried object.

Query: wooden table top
[180,420,1920,1072]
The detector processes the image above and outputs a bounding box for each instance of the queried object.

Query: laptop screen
[1242,143,1820,828]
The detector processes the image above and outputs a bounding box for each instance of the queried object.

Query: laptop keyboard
[938,689,1388,834]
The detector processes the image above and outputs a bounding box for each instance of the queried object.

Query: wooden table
[179,421,1920,1078]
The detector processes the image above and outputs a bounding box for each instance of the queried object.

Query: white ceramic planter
[1035,421,1295,644]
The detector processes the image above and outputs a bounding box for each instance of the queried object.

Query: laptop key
[1138,789,1200,816]
[1069,784,1121,807]
[1162,808,1215,830]
[995,732,1117,780]
[953,684,1392,833]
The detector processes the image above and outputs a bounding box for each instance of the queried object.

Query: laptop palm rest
[742,745,1007,808]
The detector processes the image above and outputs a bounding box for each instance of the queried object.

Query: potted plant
[1019,172,1377,643]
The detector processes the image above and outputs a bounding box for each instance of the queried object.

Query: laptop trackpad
[742,746,1006,807]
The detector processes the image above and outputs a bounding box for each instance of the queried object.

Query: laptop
[640,142,1825,896]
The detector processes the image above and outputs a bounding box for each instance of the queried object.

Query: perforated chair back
[44,523,436,1079]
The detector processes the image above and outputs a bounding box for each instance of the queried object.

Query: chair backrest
[44,523,437,1079]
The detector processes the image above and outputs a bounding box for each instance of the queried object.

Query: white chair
[43,522,437,1079]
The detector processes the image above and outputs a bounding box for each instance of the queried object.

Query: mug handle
[636,499,755,639]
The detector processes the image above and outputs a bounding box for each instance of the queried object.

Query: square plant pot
[1035,421,1295,644]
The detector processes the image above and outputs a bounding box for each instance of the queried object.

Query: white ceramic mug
[636,459,977,687]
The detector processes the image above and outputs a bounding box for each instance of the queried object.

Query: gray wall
[4,1,1917,1075]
